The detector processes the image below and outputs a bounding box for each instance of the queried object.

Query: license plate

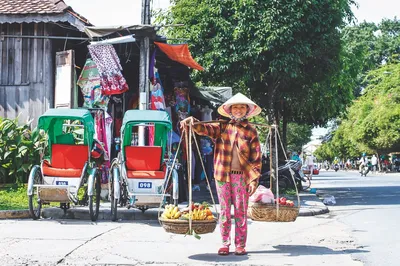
[56,181,68,185]
[138,182,152,189]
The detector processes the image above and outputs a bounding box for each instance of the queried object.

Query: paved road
[312,170,400,266]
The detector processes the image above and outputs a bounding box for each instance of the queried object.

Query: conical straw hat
[217,93,262,118]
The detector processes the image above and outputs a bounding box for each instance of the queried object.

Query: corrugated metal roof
[0,0,68,14]
[0,0,91,29]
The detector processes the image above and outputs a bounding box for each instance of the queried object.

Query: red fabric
[154,42,204,71]
[313,169,320,175]
[42,145,88,177]
[126,170,165,179]
[115,118,122,137]
[42,161,83,177]
[51,144,89,169]
[125,146,162,171]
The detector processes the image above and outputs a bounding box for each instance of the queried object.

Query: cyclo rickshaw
[109,110,179,221]
[27,108,103,221]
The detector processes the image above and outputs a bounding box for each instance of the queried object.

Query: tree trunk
[266,82,279,192]
[282,111,288,154]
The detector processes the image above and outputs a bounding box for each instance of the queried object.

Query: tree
[286,123,312,154]
[321,60,400,157]
[157,0,355,124]
[156,0,356,181]
[345,61,400,154]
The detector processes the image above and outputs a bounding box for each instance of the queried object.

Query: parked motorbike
[260,156,307,191]
[394,160,400,172]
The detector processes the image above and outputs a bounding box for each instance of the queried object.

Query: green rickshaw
[27,108,103,221]
[109,110,180,221]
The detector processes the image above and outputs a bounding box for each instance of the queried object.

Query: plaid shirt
[193,119,261,185]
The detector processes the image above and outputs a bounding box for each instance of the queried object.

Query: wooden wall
[0,22,54,126]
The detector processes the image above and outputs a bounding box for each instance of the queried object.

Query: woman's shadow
[189,252,249,263]
[188,244,368,262]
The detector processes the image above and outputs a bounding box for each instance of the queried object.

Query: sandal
[235,247,247,255]
[218,246,230,256]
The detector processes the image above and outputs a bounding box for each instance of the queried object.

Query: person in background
[181,93,262,256]
[359,153,369,173]
[291,152,301,162]
[371,154,378,173]
[304,153,315,179]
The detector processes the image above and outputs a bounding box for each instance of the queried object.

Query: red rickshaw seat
[125,146,164,179]
[42,144,88,178]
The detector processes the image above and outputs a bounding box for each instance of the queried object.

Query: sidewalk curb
[1,194,329,221]
[0,209,31,219]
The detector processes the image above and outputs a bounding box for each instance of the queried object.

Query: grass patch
[0,185,59,210]
[0,185,29,210]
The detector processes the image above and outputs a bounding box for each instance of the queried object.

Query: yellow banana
[172,206,178,217]
[174,211,181,219]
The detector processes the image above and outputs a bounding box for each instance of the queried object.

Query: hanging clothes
[148,50,167,146]
[88,44,129,95]
[174,86,190,133]
[77,59,110,108]
[149,50,166,111]
[105,112,113,156]
[93,110,111,184]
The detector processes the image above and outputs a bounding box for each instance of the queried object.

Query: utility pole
[141,0,151,25]
[138,0,151,145]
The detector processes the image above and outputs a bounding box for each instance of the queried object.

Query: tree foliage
[316,61,400,157]
[314,18,400,159]
[286,123,312,153]
[156,0,356,126]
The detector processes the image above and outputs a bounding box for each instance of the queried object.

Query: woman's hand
[248,180,258,196]
[179,116,195,129]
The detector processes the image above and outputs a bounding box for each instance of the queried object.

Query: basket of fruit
[248,196,299,222]
[159,202,217,235]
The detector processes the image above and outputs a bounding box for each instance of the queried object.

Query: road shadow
[316,186,400,206]
[249,244,369,256]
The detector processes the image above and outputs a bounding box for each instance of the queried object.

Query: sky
[64,0,400,26]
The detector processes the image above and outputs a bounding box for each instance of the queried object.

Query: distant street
[1,170,400,265]
[312,169,400,266]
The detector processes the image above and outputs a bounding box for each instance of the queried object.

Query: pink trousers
[215,173,249,248]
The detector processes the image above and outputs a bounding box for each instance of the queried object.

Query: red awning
[154,42,204,71]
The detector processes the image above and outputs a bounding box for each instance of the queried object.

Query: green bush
[0,117,46,183]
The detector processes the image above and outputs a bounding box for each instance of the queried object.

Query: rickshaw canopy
[121,110,172,159]
[38,108,95,146]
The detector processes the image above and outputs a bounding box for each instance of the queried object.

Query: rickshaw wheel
[89,170,101,221]
[110,165,119,222]
[28,167,43,220]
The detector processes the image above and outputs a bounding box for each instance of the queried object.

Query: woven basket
[248,202,299,222]
[159,217,217,235]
